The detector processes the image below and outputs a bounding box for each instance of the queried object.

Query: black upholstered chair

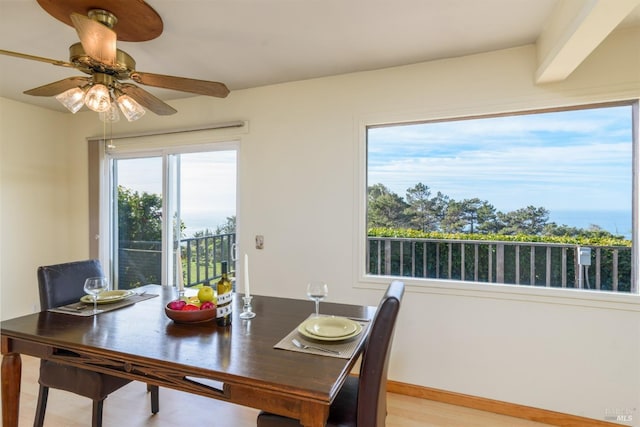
[35,259,159,427]
[257,280,405,427]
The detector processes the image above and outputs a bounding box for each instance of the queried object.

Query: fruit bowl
[164,303,217,324]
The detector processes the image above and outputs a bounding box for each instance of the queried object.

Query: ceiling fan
[0,0,229,121]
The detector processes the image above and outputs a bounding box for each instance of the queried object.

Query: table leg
[299,401,330,427]
[1,352,22,427]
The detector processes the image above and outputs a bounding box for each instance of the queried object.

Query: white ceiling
[1,0,639,113]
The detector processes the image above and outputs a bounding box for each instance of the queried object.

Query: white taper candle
[177,250,184,292]
[244,253,251,298]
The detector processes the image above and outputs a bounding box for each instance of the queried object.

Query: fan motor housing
[69,42,135,80]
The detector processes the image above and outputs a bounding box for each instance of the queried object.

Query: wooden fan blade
[131,72,230,98]
[0,49,74,68]
[24,77,91,96]
[70,12,116,66]
[119,83,177,116]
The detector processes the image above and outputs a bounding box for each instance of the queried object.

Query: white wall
[0,99,76,318]
[2,27,639,424]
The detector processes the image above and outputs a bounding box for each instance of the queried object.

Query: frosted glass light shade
[55,87,85,113]
[84,84,111,112]
[99,103,120,123]
[116,94,146,121]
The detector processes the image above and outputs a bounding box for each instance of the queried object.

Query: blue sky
[367,105,633,217]
[116,151,237,236]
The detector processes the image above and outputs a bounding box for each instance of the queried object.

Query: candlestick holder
[239,296,256,319]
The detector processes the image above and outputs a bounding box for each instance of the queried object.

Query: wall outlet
[256,235,264,249]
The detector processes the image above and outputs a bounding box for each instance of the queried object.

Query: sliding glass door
[106,146,237,290]
[112,156,163,288]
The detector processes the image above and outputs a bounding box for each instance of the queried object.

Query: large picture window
[366,102,638,294]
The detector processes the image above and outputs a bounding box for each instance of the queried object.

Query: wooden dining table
[1,285,375,427]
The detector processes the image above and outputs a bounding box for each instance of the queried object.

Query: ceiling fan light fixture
[5,2,227,120]
[85,83,111,112]
[116,93,146,122]
[55,87,86,113]
[99,102,120,123]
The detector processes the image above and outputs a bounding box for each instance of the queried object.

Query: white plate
[298,317,363,341]
[80,290,135,305]
[304,316,359,338]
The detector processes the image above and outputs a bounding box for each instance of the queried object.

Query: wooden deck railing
[120,234,634,293]
[367,237,634,293]
[181,233,236,287]
[118,233,236,289]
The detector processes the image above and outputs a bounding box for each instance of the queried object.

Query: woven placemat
[274,315,370,359]
[48,292,158,317]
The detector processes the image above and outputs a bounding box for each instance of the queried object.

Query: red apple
[181,304,200,311]
[200,301,215,310]
[168,300,186,310]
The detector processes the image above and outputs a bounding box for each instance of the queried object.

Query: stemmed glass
[306,281,328,317]
[83,277,109,315]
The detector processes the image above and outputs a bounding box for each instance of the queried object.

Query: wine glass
[306,281,328,317]
[83,277,109,314]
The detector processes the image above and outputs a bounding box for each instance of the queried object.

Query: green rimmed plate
[298,316,363,341]
[80,289,135,305]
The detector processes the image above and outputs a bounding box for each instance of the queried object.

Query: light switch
[256,235,264,249]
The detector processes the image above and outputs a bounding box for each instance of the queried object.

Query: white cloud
[368,105,632,212]
[115,151,237,237]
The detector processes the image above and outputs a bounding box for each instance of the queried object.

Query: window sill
[358,275,640,312]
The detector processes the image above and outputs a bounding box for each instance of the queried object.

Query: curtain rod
[88,120,246,142]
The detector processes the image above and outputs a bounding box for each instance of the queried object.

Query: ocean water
[548,210,631,239]
[180,210,632,240]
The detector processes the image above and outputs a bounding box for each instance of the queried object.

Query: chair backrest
[356,280,404,427]
[37,259,104,310]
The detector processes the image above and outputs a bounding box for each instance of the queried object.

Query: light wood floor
[3,355,554,427]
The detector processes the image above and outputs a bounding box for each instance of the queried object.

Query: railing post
[613,249,619,291]
[530,245,535,286]
[474,244,479,281]
[546,246,552,287]
[205,237,209,282]
[461,243,465,281]
[561,247,567,288]
[496,243,504,283]
[400,242,405,277]
[411,241,416,277]
[366,238,371,274]
[573,247,579,288]
[384,240,391,276]
[488,244,493,283]
[186,240,192,285]
[595,247,601,290]
[423,242,427,278]
[447,243,452,279]
[515,245,520,285]
[436,243,440,279]
[213,235,219,279]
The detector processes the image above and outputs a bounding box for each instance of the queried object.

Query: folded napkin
[274,314,371,359]
[48,292,158,316]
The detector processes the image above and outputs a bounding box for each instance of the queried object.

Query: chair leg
[91,400,104,427]
[33,385,49,427]
[148,384,160,414]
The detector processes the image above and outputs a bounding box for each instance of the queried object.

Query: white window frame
[355,102,640,311]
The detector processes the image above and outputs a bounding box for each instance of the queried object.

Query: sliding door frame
[92,139,239,288]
